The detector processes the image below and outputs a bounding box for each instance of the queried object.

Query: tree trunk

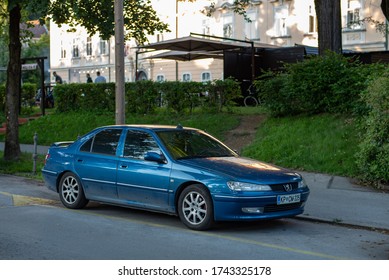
[314,0,342,55]
[4,4,22,161]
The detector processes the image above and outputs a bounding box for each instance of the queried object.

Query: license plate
[277,193,301,205]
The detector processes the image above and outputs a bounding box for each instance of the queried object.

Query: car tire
[59,172,88,209]
[178,184,214,230]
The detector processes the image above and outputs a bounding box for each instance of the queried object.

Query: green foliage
[21,34,50,85]
[16,111,239,145]
[243,114,360,177]
[356,73,389,186]
[0,83,37,113]
[0,151,44,179]
[54,83,115,112]
[49,0,169,44]
[254,52,385,117]
[205,78,242,112]
[127,80,160,114]
[54,79,242,114]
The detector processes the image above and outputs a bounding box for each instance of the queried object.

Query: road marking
[48,205,344,260]
[0,191,57,207]
[2,192,344,260]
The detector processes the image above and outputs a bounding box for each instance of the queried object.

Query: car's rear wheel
[178,184,214,230]
[59,172,88,209]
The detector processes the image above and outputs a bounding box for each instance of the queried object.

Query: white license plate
[277,193,301,205]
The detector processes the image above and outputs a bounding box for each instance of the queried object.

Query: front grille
[270,182,298,192]
[264,202,303,213]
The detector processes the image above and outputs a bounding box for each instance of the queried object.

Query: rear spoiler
[52,141,74,148]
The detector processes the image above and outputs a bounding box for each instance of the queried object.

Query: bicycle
[243,83,260,107]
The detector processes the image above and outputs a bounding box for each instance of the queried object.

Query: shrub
[1,83,37,114]
[54,83,115,112]
[356,73,389,186]
[254,52,383,117]
[53,79,241,114]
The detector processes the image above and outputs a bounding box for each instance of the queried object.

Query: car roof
[97,124,199,132]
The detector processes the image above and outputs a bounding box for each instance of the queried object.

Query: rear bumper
[41,168,58,192]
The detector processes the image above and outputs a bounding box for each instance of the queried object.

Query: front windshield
[157,130,237,160]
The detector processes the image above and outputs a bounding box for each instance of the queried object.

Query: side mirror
[144,152,167,164]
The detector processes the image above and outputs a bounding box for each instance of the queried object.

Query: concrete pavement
[1,142,389,232]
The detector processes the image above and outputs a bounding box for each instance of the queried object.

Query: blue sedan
[42,125,310,230]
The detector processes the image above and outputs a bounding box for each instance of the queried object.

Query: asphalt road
[1,175,389,260]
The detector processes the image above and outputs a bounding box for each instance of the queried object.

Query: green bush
[53,79,241,114]
[1,83,37,114]
[204,78,241,112]
[356,73,389,186]
[254,52,384,117]
[54,83,115,112]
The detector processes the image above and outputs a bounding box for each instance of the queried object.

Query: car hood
[179,156,301,184]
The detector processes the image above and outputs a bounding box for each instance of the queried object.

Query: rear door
[74,128,123,202]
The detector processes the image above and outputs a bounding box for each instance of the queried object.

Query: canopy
[146,50,223,61]
[139,36,251,52]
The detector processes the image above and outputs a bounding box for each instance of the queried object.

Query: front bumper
[212,190,310,221]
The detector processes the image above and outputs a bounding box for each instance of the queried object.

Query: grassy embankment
[0,108,359,180]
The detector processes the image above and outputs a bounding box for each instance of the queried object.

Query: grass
[0,151,45,180]
[7,110,241,146]
[1,108,360,179]
[242,114,360,177]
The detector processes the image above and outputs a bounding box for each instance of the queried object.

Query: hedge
[53,79,241,114]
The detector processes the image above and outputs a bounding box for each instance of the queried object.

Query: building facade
[50,0,387,84]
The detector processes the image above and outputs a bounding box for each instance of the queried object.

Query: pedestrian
[53,71,63,84]
[86,73,93,83]
[94,71,106,83]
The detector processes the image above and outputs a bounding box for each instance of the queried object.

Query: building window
[223,14,233,38]
[202,19,211,35]
[60,40,66,59]
[308,5,317,34]
[182,73,191,82]
[347,0,362,30]
[157,34,164,42]
[156,74,165,82]
[72,38,79,58]
[201,72,211,82]
[244,12,258,40]
[86,37,92,56]
[100,39,107,55]
[274,5,289,37]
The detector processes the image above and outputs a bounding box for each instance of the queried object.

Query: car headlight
[227,181,272,192]
[298,177,308,189]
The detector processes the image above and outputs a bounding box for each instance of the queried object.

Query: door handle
[77,159,83,163]
[120,165,128,169]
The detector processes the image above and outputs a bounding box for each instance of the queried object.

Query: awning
[145,50,223,61]
[139,35,252,52]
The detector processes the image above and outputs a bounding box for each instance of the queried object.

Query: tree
[3,0,169,161]
[314,0,342,55]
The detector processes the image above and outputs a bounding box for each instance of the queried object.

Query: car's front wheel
[59,172,88,209]
[178,184,214,230]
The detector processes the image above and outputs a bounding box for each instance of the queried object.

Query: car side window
[124,130,161,159]
[80,129,122,156]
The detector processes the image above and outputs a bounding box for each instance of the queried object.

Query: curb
[295,215,389,235]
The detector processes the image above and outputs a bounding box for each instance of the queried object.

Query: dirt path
[223,114,266,153]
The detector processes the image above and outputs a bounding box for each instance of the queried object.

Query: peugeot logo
[283,184,293,192]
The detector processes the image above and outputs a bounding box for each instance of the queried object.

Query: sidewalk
[1,142,389,231]
[0,142,50,155]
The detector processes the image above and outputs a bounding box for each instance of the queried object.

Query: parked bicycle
[244,83,261,107]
